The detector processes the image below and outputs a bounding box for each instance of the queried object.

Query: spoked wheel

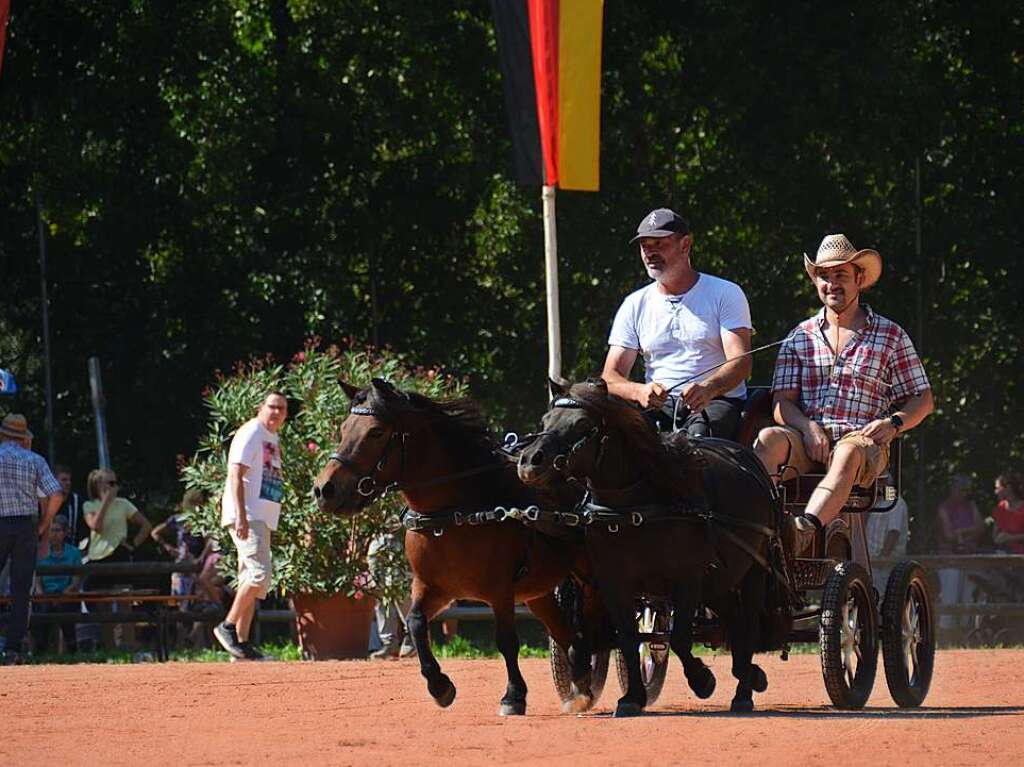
[882,561,936,707]
[549,580,609,706]
[615,603,670,705]
[550,637,609,705]
[820,561,879,709]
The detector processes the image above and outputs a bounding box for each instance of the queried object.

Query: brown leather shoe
[784,514,819,558]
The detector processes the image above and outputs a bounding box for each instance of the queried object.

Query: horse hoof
[689,668,716,700]
[750,664,768,693]
[730,697,755,713]
[562,692,594,714]
[430,676,457,708]
[499,700,527,716]
[614,702,644,718]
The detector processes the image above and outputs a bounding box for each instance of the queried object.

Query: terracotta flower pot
[290,591,376,660]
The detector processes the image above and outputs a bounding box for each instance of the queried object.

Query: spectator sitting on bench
[992,471,1024,554]
[31,514,82,654]
[151,488,213,648]
[83,468,154,650]
[936,474,985,554]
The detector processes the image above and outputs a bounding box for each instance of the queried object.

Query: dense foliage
[1,1,1021,548]
[179,341,465,597]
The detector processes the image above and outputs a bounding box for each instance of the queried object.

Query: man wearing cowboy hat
[603,208,753,437]
[0,413,64,663]
[754,234,934,557]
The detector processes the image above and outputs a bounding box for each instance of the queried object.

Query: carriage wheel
[882,561,936,707]
[549,580,609,706]
[615,604,670,705]
[819,561,879,710]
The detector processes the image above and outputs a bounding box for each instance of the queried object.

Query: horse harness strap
[400,505,585,535]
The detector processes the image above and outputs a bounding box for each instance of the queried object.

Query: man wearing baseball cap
[753,234,934,557]
[0,413,64,663]
[603,208,754,438]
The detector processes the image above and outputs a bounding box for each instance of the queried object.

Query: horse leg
[601,586,646,717]
[492,597,528,716]
[406,583,457,708]
[725,572,766,713]
[525,592,594,713]
[669,587,715,700]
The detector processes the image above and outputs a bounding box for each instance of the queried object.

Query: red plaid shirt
[771,305,930,442]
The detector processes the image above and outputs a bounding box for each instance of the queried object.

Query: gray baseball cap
[630,208,690,243]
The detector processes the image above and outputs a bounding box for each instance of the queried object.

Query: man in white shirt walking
[603,208,753,438]
[213,392,288,661]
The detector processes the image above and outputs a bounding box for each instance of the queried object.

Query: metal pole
[542,184,562,381]
[88,356,111,470]
[915,155,926,542]
[35,192,56,463]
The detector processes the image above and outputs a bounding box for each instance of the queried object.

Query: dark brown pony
[313,378,595,716]
[518,379,784,715]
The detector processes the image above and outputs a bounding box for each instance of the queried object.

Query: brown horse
[518,379,786,715]
[312,378,596,716]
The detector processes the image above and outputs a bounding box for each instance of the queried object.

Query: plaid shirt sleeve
[771,326,803,392]
[36,456,62,497]
[887,327,930,402]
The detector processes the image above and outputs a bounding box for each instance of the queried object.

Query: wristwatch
[889,413,904,432]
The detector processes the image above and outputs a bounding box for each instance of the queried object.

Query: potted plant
[180,339,467,659]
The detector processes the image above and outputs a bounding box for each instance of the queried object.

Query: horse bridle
[547,397,609,479]
[326,405,410,508]
[327,404,506,507]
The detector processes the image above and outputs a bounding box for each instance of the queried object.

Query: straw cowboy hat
[0,413,33,441]
[803,234,882,289]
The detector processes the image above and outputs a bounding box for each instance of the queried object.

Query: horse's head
[517,378,611,487]
[313,377,412,516]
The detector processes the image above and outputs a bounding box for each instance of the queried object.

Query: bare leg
[753,427,791,475]
[226,582,262,641]
[804,443,863,527]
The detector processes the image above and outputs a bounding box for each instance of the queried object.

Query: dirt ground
[2,649,1020,766]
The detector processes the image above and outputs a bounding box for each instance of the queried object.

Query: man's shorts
[229,520,272,599]
[776,427,889,488]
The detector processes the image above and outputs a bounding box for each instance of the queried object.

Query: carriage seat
[780,437,902,513]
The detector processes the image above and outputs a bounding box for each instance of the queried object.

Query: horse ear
[338,379,361,400]
[548,377,569,400]
[370,377,399,398]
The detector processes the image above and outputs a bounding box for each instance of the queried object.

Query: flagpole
[542,184,561,382]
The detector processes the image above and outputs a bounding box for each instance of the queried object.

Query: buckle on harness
[357,477,376,497]
[631,511,644,527]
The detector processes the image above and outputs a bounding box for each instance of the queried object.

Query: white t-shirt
[221,418,284,531]
[608,274,752,398]
[866,496,908,558]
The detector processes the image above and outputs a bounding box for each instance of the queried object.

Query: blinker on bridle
[548,397,608,476]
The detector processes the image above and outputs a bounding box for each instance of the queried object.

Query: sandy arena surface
[2,650,1021,766]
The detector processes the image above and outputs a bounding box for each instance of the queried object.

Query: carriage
[546,386,937,711]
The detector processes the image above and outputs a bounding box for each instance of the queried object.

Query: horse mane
[357,384,538,504]
[567,380,705,500]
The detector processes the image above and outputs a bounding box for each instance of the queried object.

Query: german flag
[492,0,603,191]
[0,0,10,79]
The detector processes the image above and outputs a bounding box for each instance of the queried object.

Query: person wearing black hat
[603,208,753,439]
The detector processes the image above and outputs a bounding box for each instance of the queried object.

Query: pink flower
[306,441,318,453]
[292,351,306,363]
